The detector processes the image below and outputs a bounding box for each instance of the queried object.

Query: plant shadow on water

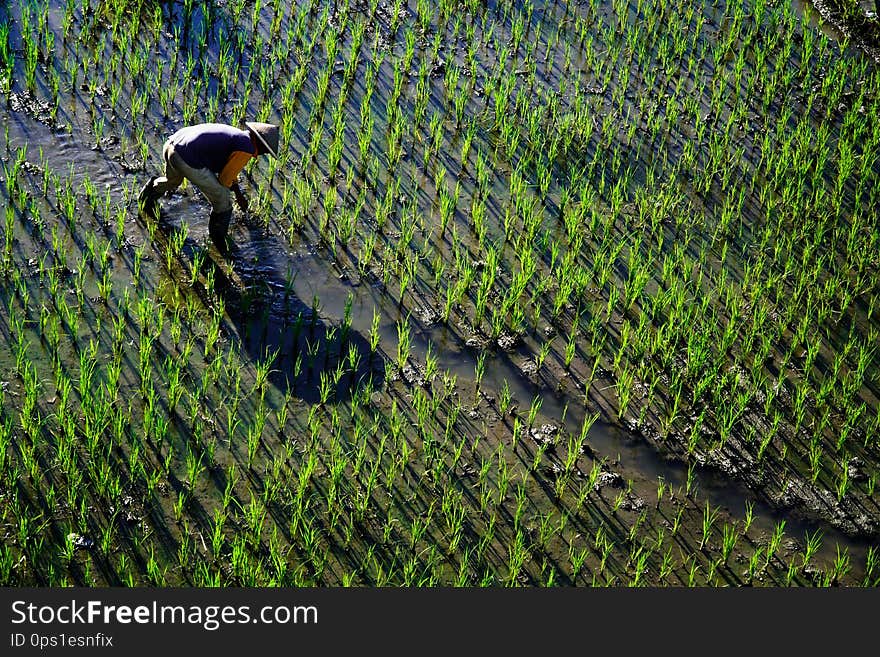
[146,206,384,407]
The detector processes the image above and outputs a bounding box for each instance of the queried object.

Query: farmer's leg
[180,166,233,249]
[151,142,186,195]
[181,166,232,214]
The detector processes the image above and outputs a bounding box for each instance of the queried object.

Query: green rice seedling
[511,416,524,452]
[597,533,615,578]
[721,522,739,564]
[498,379,512,417]
[864,547,878,587]
[699,502,719,551]
[615,367,635,423]
[824,546,851,587]
[473,352,487,394]
[765,520,786,569]
[611,487,629,513]
[835,459,851,502]
[526,395,542,430]
[534,338,552,373]
[655,476,666,511]
[801,529,823,574]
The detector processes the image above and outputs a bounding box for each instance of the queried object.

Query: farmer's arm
[218,150,254,210]
[230,182,248,212]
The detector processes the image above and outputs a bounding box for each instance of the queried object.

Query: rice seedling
[699,502,720,552]
[864,547,878,588]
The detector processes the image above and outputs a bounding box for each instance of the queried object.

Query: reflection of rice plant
[396,318,411,371]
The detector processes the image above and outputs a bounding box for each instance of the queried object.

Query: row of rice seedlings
[428,0,872,512]
[2,164,868,586]
[392,0,880,524]
[0,288,875,587]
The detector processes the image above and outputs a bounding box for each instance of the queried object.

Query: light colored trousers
[150,141,232,213]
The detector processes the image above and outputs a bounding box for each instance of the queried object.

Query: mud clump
[519,359,538,376]
[847,457,867,482]
[593,470,624,491]
[465,335,488,350]
[530,423,559,448]
[66,533,94,550]
[9,91,55,125]
[417,306,440,326]
[773,476,878,538]
[389,363,426,387]
[495,332,519,351]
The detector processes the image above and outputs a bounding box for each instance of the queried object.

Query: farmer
[138,121,279,249]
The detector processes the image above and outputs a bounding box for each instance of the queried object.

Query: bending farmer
[139,121,279,249]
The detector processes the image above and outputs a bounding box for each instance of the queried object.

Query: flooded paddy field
[0,0,878,586]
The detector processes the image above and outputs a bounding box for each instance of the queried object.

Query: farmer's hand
[232,184,248,213]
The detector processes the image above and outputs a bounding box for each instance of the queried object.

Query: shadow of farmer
[143,211,383,406]
[214,227,383,405]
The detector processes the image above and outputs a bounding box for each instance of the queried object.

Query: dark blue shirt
[169,123,255,174]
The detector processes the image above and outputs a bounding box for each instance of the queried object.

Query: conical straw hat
[245,121,279,157]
